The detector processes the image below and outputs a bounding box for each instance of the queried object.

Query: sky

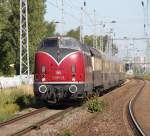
[45,0,149,60]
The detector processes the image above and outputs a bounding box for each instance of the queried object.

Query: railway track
[0,104,74,136]
[0,107,47,127]
[128,80,146,136]
[11,107,73,136]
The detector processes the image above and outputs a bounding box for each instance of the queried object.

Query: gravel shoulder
[133,80,150,135]
[73,80,142,136]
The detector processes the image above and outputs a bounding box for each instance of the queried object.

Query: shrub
[16,95,37,109]
[88,97,105,113]
[58,131,72,136]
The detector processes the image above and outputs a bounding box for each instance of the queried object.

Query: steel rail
[0,107,47,127]
[11,107,73,136]
[128,80,146,136]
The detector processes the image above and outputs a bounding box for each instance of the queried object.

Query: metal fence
[0,75,33,89]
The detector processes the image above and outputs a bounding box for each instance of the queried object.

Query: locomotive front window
[38,39,58,50]
[43,39,58,48]
[59,38,80,50]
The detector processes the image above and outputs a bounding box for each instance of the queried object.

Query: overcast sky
[45,0,149,59]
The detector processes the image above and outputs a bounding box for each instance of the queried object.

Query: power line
[47,0,80,23]
[46,0,92,28]
[64,0,80,12]
[113,37,150,40]
[69,0,82,10]
[64,0,93,25]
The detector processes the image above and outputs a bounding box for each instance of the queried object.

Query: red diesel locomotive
[34,36,93,103]
[34,36,125,103]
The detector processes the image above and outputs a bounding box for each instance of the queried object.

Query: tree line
[0,0,117,76]
[0,0,56,76]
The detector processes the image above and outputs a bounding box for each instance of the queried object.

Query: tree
[0,0,18,75]
[103,35,118,55]
[0,1,9,35]
[0,0,56,75]
[66,27,118,56]
[44,21,56,37]
[112,43,118,55]
[84,35,93,46]
[66,27,80,40]
[0,0,54,75]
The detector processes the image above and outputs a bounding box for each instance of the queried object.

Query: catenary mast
[20,0,30,79]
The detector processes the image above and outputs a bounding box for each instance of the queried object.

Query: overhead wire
[46,0,80,23]
[68,0,94,25]
[46,0,94,28]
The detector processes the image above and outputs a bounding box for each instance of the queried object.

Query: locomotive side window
[82,44,90,54]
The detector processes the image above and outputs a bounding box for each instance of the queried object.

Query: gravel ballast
[26,80,142,136]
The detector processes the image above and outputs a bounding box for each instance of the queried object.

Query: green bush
[57,131,71,136]
[88,97,105,113]
[16,95,37,109]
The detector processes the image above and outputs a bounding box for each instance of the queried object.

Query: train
[34,36,125,103]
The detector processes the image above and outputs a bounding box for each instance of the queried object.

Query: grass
[88,97,106,113]
[144,73,150,80]
[0,85,37,122]
[135,73,150,81]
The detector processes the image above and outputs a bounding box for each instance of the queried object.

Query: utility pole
[61,0,64,35]
[99,22,104,51]
[93,9,97,48]
[20,0,30,81]
[80,1,86,43]
[146,0,150,72]
[80,7,83,43]
[142,0,150,72]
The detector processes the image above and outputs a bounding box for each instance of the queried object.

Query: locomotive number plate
[56,70,62,75]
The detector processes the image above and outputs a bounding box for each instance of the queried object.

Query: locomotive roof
[88,46,102,58]
[89,46,123,64]
[41,36,124,64]
[39,36,82,51]
[46,36,77,41]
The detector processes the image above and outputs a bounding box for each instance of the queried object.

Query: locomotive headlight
[69,85,77,94]
[72,77,75,81]
[42,77,46,82]
[72,64,76,81]
[39,85,47,94]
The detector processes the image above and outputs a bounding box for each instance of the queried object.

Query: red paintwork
[34,51,85,82]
